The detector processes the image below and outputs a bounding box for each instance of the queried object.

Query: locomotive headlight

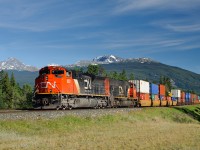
[46,76,48,81]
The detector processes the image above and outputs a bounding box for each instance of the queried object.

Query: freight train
[32,66,200,109]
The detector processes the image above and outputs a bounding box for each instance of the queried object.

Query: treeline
[0,71,33,109]
[84,65,174,95]
[86,64,134,81]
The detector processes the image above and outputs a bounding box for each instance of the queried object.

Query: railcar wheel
[56,106,60,110]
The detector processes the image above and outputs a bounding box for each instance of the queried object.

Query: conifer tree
[0,71,5,108]
[2,73,12,108]
[87,64,100,75]
[129,73,134,80]
[119,69,127,81]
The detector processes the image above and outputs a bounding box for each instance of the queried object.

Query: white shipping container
[133,80,149,93]
[171,89,181,98]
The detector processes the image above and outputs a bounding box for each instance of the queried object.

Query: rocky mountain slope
[0,58,38,72]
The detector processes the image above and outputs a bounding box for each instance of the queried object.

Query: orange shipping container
[181,92,185,103]
[166,96,171,101]
[137,93,150,100]
[159,84,165,96]
[155,95,159,100]
[190,94,196,103]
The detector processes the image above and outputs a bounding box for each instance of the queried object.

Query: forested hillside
[0,71,33,109]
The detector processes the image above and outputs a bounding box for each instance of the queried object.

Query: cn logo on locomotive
[40,82,56,89]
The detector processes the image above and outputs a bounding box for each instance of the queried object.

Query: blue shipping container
[160,95,165,101]
[150,83,159,95]
[185,93,191,102]
[172,97,178,101]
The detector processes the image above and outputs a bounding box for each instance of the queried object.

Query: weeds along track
[0,108,142,121]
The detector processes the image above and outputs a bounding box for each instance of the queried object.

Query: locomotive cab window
[40,69,50,75]
[66,71,72,77]
[52,70,64,75]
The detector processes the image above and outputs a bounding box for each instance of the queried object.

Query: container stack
[171,89,181,106]
[194,94,199,104]
[150,83,160,106]
[159,84,167,106]
[181,91,185,105]
[133,80,150,106]
[185,93,191,105]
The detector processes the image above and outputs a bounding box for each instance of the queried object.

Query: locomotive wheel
[68,106,72,110]
[56,106,60,110]
[62,106,67,110]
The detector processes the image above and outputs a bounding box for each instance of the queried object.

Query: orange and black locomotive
[33,66,137,109]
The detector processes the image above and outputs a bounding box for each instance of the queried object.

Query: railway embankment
[0,105,200,149]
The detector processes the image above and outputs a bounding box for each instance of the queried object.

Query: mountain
[93,55,123,63]
[0,57,38,72]
[67,55,156,67]
[2,55,200,95]
[100,61,200,94]
[66,55,200,94]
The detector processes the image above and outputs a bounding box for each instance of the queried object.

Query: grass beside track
[0,105,200,150]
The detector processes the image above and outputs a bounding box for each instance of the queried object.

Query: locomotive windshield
[52,70,64,75]
[39,69,50,75]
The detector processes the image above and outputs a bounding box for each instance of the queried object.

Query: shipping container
[136,92,150,100]
[181,92,185,104]
[190,94,195,103]
[166,96,171,101]
[171,89,181,98]
[150,83,159,95]
[185,93,191,104]
[151,94,159,100]
[133,80,149,93]
[159,84,165,96]
[160,95,165,101]
[166,96,172,106]
[155,95,159,100]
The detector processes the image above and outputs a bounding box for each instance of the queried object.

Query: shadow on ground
[173,106,200,122]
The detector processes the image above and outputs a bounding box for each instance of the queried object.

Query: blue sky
[0,0,200,73]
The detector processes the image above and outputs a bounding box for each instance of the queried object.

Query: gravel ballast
[0,108,142,121]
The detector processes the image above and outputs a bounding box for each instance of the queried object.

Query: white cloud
[165,24,200,32]
[113,0,200,14]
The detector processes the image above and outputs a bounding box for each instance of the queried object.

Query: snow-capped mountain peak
[93,55,123,63]
[0,57,38,71]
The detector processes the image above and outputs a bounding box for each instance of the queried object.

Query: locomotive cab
[33,66,71,108]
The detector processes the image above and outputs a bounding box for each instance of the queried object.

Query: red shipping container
[155,95,159,100]
[159,84,165,96]
[181,92,185,103]
[190,94,196,103]
[166,96,171,101]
